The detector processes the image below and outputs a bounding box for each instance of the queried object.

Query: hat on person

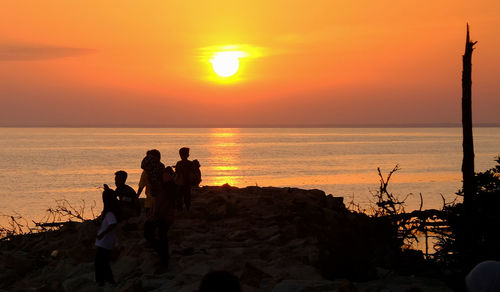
[466,261,500,292]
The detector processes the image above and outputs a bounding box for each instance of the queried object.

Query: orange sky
[1,1,499,126]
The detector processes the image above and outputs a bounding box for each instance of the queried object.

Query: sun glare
[210,52,240,77]
[199,44,267,83]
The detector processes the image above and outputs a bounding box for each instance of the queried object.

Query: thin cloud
[0,45,93,61]
[196,44,269,60]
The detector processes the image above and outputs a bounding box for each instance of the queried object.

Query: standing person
[140,149,167,252]
[95,184,119,287]
[144,166,176,267]
[174,147,195,211]
[137,169,153,214]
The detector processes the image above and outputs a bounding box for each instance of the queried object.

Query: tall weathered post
[462,24,477,206]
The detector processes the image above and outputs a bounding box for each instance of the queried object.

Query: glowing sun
[210,52,240,77]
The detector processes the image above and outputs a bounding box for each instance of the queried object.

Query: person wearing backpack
[174,147,196,211]
[144,166,176,267]
[140,149,165,196]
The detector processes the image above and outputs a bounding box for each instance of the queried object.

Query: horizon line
[2,122,500,128]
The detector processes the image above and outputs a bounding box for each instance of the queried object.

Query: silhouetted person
[95,185,119,286]
[144,166,176,266]
[174,147,195,211]
[141,149,165,200]
[113,170,139,219]
[141,150,168,256]
[199,270,242,292]
[137,151,156,214]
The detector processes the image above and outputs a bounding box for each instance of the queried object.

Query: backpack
[174,160,201,186]
[191,168,201,187]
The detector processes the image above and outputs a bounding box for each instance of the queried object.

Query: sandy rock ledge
[0,185,451,292]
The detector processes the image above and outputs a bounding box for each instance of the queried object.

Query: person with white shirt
[95,184,119,286]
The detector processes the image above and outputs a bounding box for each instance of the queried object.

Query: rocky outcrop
[0,185,450,291]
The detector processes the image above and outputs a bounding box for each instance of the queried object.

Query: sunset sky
[1,1,499,126]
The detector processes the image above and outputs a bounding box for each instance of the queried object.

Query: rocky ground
[0,185,452,292]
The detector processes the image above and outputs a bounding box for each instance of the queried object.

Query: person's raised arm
[130,187,138,199]
[137,171,147,197]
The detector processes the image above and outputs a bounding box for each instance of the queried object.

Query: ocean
[1,127,499,224]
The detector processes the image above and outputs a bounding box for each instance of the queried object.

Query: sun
[200,44,265,82]
[210,52,240,77]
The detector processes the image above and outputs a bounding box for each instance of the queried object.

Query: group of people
[94,147,201,287]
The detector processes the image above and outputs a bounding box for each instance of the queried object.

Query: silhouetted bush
[435,156,500,289]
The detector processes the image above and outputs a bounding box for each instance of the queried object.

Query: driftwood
[374,165,453,257]
[34,221,78,228]
[1,199,96,241]
[377,210,450,258]
[396,209,444,221]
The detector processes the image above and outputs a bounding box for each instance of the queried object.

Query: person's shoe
[161,255,170,268]
[106,280,117,287]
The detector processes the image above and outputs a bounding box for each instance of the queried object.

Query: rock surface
[0,185,451,291]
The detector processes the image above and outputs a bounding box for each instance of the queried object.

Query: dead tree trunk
[462,24,477,205]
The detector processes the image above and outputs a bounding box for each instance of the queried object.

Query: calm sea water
[1,127,499,224]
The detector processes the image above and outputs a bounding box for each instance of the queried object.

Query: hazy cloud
[197,44,269,60]
[0,45,93,61]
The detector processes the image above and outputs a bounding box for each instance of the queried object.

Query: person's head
[466,261,500,292]
[179,147,190,160]
[193,159,200,168]
[165,166,174,176]
[199,271,241,292]
[114,170,127,187]
[102,188,118,214]
[148,149,161,160]
[163,166,175,182]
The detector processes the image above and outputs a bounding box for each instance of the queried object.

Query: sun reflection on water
[206,128,242,186]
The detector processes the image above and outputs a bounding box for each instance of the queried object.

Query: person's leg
[144,220,156,246]
[96,247,115,285]
[184,186,191,211]
[176,186,183,211]
[95,247,105,285]
[100,248,115,284]
[158,224,170,266]
[135,200,141,216]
